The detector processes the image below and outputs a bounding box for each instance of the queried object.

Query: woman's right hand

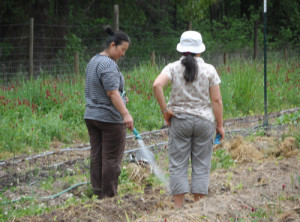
[163,109,174,126]
[123,113,134,131]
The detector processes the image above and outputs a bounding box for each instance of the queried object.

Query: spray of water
[136,139,170,192]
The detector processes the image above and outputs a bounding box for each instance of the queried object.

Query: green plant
[233,182,243,190]
[211,149,235,171]
[118,166,130,185]
[58,33,86,62]
[276,111,300,126]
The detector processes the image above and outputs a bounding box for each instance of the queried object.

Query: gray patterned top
[162,57,221,123]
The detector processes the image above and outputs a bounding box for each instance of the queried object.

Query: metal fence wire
[0,22,298,83]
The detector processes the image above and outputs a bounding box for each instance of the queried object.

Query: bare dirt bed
[1,112,299,222]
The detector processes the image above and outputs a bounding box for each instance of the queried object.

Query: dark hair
[104,25,131,48]
[181,53,198,83]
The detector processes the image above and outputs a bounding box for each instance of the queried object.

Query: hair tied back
[183,52,192,56]
[103,25,115,36]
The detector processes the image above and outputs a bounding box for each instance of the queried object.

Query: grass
[219,60,299,117]
[0,59,299,158]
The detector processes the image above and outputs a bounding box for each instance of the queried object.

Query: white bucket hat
[176,31,205,54]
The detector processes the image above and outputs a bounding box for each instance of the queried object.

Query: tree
[171,0,217,30]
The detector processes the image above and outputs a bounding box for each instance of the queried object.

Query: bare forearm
[212,99,223,128]
[153,73,174,126]
[110,93,129,117]
[153,85,167,111]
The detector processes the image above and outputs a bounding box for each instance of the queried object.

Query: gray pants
[168,114,214,195]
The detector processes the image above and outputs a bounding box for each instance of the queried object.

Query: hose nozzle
[133,128,142,140]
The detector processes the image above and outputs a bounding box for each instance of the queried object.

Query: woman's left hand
[125,97,129,103]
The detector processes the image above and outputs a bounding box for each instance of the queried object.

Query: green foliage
[220,61,262,116]
[124,63,168,131]
[0,60,299,157]
[0,75,86,156]
[268,1,300,49]
[219,60,300,118]
[210,16,252,51]
[276,111,300,126]
[57,34,87,63]
[1,0,299,57]
[211,149,235,171]
[118,167,130,185]
[267,62,300,111]
[175,0,215,22]
[0,42,14,56]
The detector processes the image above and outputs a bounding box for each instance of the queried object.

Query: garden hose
[1,182,90,205]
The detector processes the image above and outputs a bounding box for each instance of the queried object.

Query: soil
[1,111,300,222]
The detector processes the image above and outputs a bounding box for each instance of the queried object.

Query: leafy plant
[211,149,235,171]
[276,111,300,126]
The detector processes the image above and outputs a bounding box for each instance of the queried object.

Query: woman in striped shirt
[84,26,133,199]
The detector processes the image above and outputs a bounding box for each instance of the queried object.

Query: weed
[233,182,243,190]
[276,111,300,126]
[211,149,235,171]
[119,166,130,185]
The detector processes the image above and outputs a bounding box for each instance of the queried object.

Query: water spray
[131,127,169,189]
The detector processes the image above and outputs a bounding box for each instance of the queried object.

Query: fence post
[29,18,34,79]
[223,52,228,65]
[253,20,258,60]
[284,48,287,61]
[188,21,192,30]
[74,51,79,78]
[151,51,155,67]
[114,4,119,31]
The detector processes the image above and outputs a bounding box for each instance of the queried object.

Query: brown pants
[85,119,126,199]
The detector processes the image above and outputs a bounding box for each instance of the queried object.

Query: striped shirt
[84,54,126,123]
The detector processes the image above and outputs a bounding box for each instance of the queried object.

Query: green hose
[1,182,90,205]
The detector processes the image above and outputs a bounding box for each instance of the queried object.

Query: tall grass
[124,63,169,131]
[219,60,299,117]
[0,59,299,158]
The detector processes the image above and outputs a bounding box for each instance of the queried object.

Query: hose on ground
[1,182,90,205]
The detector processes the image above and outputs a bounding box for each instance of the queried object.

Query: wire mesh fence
[1,21,298,83]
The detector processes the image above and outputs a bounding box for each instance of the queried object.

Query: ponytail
[181,53,198,83]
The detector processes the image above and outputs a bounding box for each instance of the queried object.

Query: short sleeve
[161,63,173,80]
[99,65,120,91]
[209,66,221,87]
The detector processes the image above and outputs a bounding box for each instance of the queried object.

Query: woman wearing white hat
[153,30,224,208]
